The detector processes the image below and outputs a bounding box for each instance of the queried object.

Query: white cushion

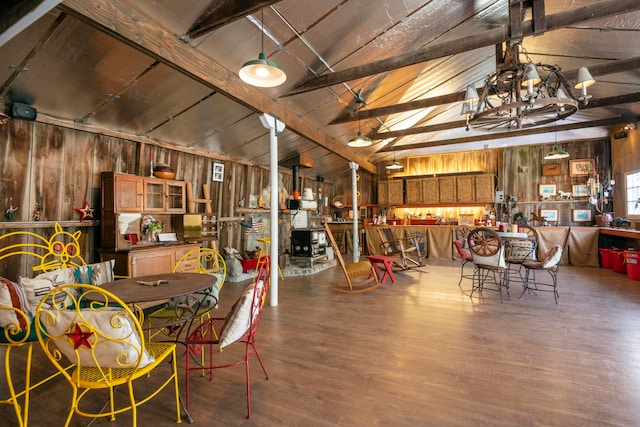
[40,308,154,368]
[20,268,76,311]
[471,246,506,269]
[218,281,261,349]
[542,245,563,268]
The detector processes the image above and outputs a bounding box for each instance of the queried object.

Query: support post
[349,162,360,262]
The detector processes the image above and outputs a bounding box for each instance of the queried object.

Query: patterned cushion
[0,278,35,343]
[506,240,536,262]
[72,260,115,286]
[40,308,154,368]
[19,268,76,312]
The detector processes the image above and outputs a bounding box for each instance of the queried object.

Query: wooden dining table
[98,272,216,308]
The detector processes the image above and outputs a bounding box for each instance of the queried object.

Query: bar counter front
[326,224,604,267]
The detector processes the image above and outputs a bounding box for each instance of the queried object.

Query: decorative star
[66,323,93,349]
[74,200,94,221]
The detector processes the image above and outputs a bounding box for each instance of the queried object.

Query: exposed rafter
[185,0,281,40]
[377,117,631,153]
[59,0,377,173]
[288,0,640,96]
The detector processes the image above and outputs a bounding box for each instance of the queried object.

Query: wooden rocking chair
[377,226,424,270]
[324,224,380,293]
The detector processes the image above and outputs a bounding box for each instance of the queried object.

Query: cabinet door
[130,251,173,277]
[456,176,475,202]
[378,181,388,205]
[143,179,166,212]
[438,177,456,203]
[165,181,186,213]
[422,178,439,204]
[115,175,144,212]
[405,179,422,204]
[474,174,495,202]
[387,180,404,205]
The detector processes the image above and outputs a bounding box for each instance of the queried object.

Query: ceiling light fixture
[544,123,570,159]
[238,10,286,88]
[465,42,592,131]
[348,93,372,147]
[386,155,403,170]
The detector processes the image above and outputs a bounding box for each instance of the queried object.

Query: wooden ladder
[186,183,213,213]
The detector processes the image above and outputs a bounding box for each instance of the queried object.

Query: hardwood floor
[3,259,640,426]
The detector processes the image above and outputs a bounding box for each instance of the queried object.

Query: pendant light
[386,152,403,170]
[544,123,569,159]
[348,93,372,147]
[239,10,287,88]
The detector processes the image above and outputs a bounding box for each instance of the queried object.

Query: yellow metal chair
[35,284,181,427]
[147,247,226,340]
[0,222,87,427]
[256,237,284,280]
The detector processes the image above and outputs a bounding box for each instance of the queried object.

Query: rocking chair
[324,224,380,293]
[377,226,423,269]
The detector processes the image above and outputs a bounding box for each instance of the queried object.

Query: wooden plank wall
[502,139,610,226]
[1,119,338,275]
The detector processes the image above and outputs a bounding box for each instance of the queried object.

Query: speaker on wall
[10,102,37,121]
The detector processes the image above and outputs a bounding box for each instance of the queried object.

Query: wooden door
[475,174,495,202]
[422,178,439,204]
[378,181,388,205]
[438,177,456,203]
[387,180,404,205]
[405,179,422,204]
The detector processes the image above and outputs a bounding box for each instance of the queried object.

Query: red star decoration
[66,323,93,349]
[74,200,94,221]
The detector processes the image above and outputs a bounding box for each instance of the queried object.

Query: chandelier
[463,43,594,131]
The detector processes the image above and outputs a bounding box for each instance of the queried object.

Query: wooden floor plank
[2,260,640,426]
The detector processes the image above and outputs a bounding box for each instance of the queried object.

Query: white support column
[259,113,285,306]
[349,162,360,262]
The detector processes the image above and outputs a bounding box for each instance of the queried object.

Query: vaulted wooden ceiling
[2,0,640,178]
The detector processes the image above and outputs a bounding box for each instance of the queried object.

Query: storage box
[239,258,258,273]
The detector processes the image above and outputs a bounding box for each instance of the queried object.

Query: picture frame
[569,159,593,177]
[572,208,592,223]
[539,183,557,197]
[542,163,561,176]
[572,184,589,197]
[540,209,558,222]
[212,162,224,182]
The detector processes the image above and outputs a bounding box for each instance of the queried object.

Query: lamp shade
[347,131,372,147]
[575,66,595,89]
[386,159,403,170]
[239,52,287,87]
[522,62,541,86]
[544,146,570,160]
[465,84,479,102]
[460,102,471,119]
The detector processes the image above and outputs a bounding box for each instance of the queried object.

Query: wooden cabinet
[100,243,200,278]
[405,179,422,204]
[406,178,438,203]
[378,180,404,205]
[456,176,475,202]
[103,172,186,214]
[474,174,495,202]
[422,178,439,204]
[438,176,456,203]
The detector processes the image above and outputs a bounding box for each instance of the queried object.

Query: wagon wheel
[455,225,472,241]
[468,228,501,257]
[173,294,199,319]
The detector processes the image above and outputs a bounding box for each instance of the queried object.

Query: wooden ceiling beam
[0,0,62,47]
[59,0,377,173]
[377,117,631,153]
[289,0,640,95]
[371,92,640,141]
[330,57,640,125]
[185,0,281,40]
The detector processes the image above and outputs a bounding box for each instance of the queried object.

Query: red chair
[184,258,270,419]
[452,238,473,287]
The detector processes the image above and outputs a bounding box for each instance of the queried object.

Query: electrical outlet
[495,191,504,203]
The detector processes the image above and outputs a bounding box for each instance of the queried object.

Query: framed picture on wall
[212,162,224,182]
[572,209,592,222]
[572,184,589,197]
[542,164,561,176]
[539,184,557,197]
[540,209,558,222]
[569,159,593,177]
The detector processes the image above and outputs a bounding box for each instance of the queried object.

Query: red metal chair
[452,238,473,287]
[184,258,270,419]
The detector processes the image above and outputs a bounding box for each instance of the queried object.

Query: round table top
[98,272,216,303]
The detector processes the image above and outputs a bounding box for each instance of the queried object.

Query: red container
[239,258,258,273]
[624,250,640,281]
[599,248,613,269]
[611,249,627,273]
